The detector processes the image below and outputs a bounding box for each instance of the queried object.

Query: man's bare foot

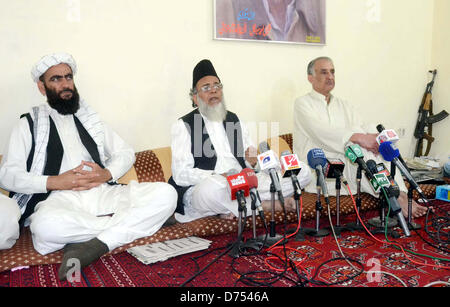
[398,192,428,218]
[219,212,235,220]
[261,197,297,213]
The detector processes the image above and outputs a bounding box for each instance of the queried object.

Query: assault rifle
[413,70,448,157]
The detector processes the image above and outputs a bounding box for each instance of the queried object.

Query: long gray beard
[197,96,227,122]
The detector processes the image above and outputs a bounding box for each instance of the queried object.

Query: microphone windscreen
[307,148,327,169]
[376,124,385,133]
[366,159,378,174]
[258,141,270,154]
[226,171,250,199]
[242,168,258,189]
[379,141,400,162]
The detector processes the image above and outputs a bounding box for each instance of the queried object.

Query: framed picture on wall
[214,0,326,45]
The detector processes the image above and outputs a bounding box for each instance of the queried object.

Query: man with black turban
[168,59,311,223]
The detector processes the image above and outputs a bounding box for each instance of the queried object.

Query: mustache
[60,88,74,95]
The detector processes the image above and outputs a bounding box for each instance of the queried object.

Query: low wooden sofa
[0,133,436,273]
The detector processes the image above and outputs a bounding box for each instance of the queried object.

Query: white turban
[31,52,77,83]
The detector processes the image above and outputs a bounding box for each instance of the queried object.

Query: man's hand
[350,133,379,155]
[72,161,112,191]
[245,146,258,168]
[46,161,112,192]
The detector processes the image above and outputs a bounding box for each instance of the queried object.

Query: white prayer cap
[31,52,77,82]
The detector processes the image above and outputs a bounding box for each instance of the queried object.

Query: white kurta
[293,90,407,197]
[0,104,177,254]
[0,193,21,249]
[171,112,311,223]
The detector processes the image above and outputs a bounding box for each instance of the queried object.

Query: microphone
[376,125,400,145]
[366,160,411,237]
[379,141,427,200]
[344,144,375,180]
[324,158,345,181]
[226,170,250,211]
[376,124,411,172]
[257,142,284,204]
[280,150,302,196]
[280,150,302,177]
[242,168,266,221]
[307,148,329,202]
[366,160,400,196]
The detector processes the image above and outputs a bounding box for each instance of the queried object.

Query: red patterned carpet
[1,201,449,288]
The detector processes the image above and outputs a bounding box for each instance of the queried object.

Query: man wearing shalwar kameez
[0,53,177,280]
[293,57,427,218]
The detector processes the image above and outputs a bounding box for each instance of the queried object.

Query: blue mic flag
[379,141,400,162]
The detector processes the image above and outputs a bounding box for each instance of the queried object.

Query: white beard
[197,95,227,122]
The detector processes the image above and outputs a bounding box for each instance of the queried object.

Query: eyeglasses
[198,83,223,93]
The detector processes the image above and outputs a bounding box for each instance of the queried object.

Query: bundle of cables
[180,184,450,287]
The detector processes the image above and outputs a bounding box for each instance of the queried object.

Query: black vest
[13,113,105,227]
[168,109,246,214]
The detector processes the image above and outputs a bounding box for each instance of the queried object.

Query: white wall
[430,0,450,162]
[0,0,442,160]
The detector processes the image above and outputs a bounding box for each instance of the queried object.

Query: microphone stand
[242,191,265,251]
[346,166,365,231]
[292,185,306,241]
[303,178,329,238]
[329,176,352,236]
[394,160,421,231]
[283,174,306,241]
[391,161,396,180]
[260,183,285,247]
[368,186,400,238]
[229,191,247,258]
[368,197,400,238]
[407,187,421,230]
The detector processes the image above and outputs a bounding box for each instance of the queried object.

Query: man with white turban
[0,52,177,280]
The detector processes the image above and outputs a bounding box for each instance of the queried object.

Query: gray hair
[190,88,198,108]
[307,56,334,76]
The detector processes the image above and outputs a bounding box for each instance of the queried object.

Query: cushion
[133,150,166,183]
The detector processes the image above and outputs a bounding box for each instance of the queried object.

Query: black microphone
[324,158,347,184]
[367,160,411,237]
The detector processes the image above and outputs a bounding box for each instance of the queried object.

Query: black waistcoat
[13,113,105,227]
[168,109,246,214]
